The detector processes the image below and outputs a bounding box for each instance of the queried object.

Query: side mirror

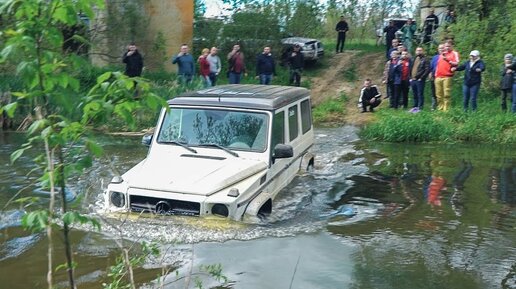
[142,134,153,147]
[273,144,293,159]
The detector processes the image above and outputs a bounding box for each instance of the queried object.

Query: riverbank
[311,49,516,144]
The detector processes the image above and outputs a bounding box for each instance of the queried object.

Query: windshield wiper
[199,143,239,157]
[162,141,197,153]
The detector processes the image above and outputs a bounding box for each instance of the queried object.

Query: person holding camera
[453,50,485,111]
[434,41,459,111]
[287,44,304,87]
[122,43,143,77]
[227,44,246,84]
[172,44,195,85]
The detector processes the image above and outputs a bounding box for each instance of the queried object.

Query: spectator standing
[227,44,246,84]
[400,18,416,52]
[429,44,445,110]
[207,47,221,86]
[434,41,459,111]
[384,21,398,59]
[122,43,143,77]
[387,39,400,61]
[335,16,349,53]
[287,44,304,87]
[172,44,195,85]
[410,47,430,111]
[198,48,211,88]
[444,10,456,25]
[382,50,401,108]
[500,54,516,113]
[399,51,411,109]
[255,46,276,85]
[359,79,382,113]
[454,50,486,111]
[424,9,439,43]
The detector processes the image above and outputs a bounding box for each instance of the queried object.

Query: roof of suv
[168,85,310,110]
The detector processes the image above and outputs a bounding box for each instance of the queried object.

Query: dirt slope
[309,50,386,126]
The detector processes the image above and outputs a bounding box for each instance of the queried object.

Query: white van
[104,85,315,220]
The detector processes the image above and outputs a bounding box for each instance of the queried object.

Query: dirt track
[309,50,386,126]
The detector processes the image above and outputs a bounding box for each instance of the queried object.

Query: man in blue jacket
[172,44,195,85]
[453,50,486,111]
[256,46,276,85]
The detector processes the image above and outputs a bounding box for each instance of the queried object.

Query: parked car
[104,85,315,221]
[281,37,324,63]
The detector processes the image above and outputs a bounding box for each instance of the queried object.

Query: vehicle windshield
[157,107,269,152]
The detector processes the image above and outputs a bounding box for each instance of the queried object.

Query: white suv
[104,85,315,220]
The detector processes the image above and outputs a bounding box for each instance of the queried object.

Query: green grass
[360,99,516,144]
[313,93,348,124]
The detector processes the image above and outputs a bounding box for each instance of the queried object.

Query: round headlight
[211,204,229,217]
[110,191,125,208]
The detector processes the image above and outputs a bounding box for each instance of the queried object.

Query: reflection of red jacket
[428,176,445,206]
[198,56,210,77]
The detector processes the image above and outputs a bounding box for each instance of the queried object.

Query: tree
[0,1,164,288]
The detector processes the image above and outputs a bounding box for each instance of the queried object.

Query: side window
[288,105,298,141]
[300,99,312,134]
[271,111,285,150]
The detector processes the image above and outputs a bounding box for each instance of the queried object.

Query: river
[0,126,515,289]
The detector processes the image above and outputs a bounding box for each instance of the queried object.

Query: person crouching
[359,79,382,112]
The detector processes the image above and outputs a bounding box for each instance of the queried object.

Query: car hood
[124,153,267,196]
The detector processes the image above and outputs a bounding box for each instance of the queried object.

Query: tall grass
[360,101,516,144]
[313,93,347,124]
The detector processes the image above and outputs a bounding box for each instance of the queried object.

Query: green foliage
[313,93,347,124]
[449,1,516,92]
[361,105,516,143]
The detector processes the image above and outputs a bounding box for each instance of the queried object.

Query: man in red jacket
[434,40,459,111]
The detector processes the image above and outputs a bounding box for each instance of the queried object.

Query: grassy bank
[360,101,516,144]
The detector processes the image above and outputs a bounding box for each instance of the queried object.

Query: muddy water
[0,127,515,289]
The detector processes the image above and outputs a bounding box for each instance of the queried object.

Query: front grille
[129,195,201,216]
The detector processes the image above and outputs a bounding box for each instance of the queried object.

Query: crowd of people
[122,11,516,115]
[122,41,306,89]
[360,9,516,114]
[362,38,516,114]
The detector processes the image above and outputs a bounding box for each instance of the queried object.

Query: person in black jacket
[255,46,276,85]
[359,79,382,112]
[287,44,304,87]
[454,50,486,111]
[122,43,143,77]
[383,21,398,59]
[335,16,349,53]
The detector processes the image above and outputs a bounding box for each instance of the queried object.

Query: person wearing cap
[500,54,516,112]
[454,50,485,111]
[287,44,304,86]
[335,16,349,53]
